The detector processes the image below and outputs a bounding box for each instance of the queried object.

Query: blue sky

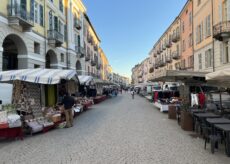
[83,0,187,78]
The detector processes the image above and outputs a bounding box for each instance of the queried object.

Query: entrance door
[45,85,57,106]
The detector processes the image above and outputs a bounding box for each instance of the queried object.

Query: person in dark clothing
[61,92,75,128]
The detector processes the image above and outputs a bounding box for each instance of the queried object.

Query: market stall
[0,68,80,138]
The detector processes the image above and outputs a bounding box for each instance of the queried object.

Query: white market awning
[206,68,230,87]
[78,75,94,85]
[0,69,78,84]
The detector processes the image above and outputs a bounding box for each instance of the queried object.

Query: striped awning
[0,69,78,84]
[78,75,94,85]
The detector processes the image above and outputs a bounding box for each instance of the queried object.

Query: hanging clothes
[191,93,199,107]
[198,92,205,108]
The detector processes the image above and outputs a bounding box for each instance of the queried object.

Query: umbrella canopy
[206,68,230,87]
[78,75,94,85]
[0,68,78,84]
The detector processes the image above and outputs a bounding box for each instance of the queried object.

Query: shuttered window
[39,5,44,26]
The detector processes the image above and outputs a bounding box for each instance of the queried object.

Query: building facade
[0,0,107,80]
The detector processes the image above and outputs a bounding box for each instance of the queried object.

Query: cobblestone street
[0,93,230,164]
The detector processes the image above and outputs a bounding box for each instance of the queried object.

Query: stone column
[0,46,3,71]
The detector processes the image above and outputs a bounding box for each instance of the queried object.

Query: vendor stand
[0,68,80,137]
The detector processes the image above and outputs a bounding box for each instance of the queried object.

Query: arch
[2,34,27,71]
[46,49,58,68]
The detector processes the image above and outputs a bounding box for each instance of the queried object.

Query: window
[198,53,202,69]
[59,0,63,13]
[197,0,201,6]
[196,22,203,44]
[188,55,194,68]
[181,59,185,69]
[205,15,211,37]
[189,12,192,26]
[48,11,53,30]
[30,0,35,21]
[182,40,186,52]
[34,42,40,54]
[34,2,38,23]
[205,49,212,68]
[39,5,44,26]
[189,33,193,47]
[61,53,64,62]
[182,21,185,33]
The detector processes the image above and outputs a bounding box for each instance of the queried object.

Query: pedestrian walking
[61,92,75,128]
[131,90,135,99]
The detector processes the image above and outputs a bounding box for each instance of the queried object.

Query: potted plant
[180,102,193,131]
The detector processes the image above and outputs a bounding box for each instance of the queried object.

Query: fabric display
[7,114,22,128]
[25,117,54,133]
[191,93,199,107]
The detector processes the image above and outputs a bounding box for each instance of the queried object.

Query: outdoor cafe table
[193,113,221,132]
[206,118,230,134]
[214,124,230,157]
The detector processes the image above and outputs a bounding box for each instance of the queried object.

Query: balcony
[154,63,159,69]
[85,55,90,61]
[213,21,230,41]
[75,46,85,58]
[166,56,172,63]
[87,35,92,43]
[96,63,101,70]
[149,67,154,73]
[166,40,172,48]
[91,60,96,66]
[74,18,82,30]
[172,33,180,43]
[94,45,98,51]
[7,3,34,32]
[159,60,166,67]
[47,30,64,47]
[172,51,180,60]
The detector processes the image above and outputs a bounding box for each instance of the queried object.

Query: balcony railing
[166,40,172,48]
[172,33,180,43]
[172,51,180,59]
[166,56,172,63]
[7,3,34,31]
[213,21,230,41]
[94,45,98,51]
[91,60,96,66]
[74,18,82,30]
[96,63,101,70]
[159,60,166,67]
[149,67,154,73]
[47,30,64,47]
[75,46,85,58]
[85,55,90,61]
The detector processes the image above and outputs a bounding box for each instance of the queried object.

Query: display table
[93,95,107,104]
[82,101,93,110]
[0,127,23,140]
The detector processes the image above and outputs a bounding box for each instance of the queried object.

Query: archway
[46,50,58,68]
[2,34,27,71]
[76,60,82,75]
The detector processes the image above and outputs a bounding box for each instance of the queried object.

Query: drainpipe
[211,0,215,72]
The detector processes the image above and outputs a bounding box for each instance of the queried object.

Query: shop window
[34,42,40,54]
[61,53,64,62]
